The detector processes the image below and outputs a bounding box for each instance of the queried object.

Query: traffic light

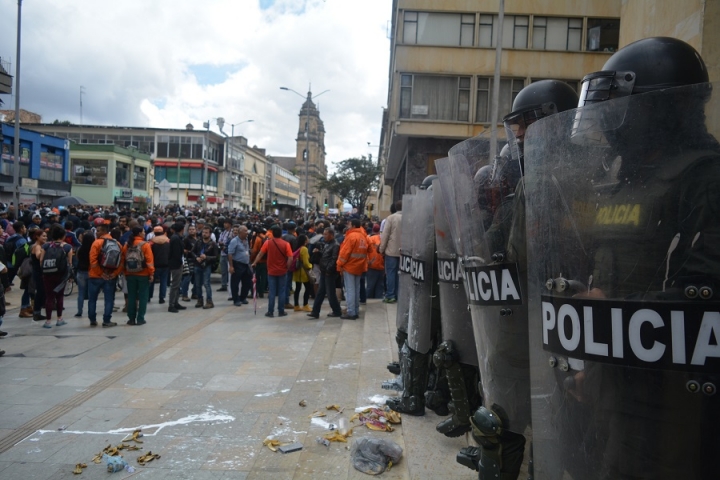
[324,198,328,208]
[272,195,277,206]
[201,194,205,200]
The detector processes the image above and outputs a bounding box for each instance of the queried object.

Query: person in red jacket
[337,218,371,320]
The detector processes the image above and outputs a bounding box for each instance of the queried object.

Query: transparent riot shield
[396,194,415,333]
[432,172,477,367]
[407,187,435,354]
[441,132,530,478]
[525,82,720,480]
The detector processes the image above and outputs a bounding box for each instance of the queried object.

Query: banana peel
[263,438,281,452]
[122,429,144,443]
[325,404,343,412]
[323,429,353,443]
[308,411,326,418]
[137,451,160,465]
[92,453,103,464]
[385,410,402,424]
[72,463,87,474]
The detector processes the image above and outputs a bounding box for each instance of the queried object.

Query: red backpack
[288,248,302,272]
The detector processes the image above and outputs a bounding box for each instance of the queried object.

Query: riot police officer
[446,79,578,479]
[524,37,720,479]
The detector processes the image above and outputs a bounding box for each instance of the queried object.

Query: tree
[52,119,73,125]
[317,156,381,213]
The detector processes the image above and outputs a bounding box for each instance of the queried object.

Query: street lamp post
[280,86,329,221]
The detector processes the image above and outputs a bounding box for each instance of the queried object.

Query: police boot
[424,355,450,416]
[463,406,526,480]
[386,342,428,416]
[387,329,407,375]
[434,341,479,437]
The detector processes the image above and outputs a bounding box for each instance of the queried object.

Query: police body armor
[432,173,482,437]
[524,83,720,479]
[440,134,529,480]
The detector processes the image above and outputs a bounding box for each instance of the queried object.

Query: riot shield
[525,82,720,480]
[407,187,435,354]
[441,132,530,478]
[396,194,415,333]
[432,172,477,367]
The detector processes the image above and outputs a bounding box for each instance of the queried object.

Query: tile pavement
[0,284,476,479]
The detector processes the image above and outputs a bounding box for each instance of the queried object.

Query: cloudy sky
[0,0,391,166]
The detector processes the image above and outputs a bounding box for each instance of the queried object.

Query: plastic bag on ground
[351,437,403,475]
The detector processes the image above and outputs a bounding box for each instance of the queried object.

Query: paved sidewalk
[0,284,475,479]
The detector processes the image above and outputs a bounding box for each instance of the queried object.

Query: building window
[403,11,475,47]
[532,17,582,51]
[40,151,64,182]
[478,15,528,49]
[586,18,620,52]
[1,143,30,177]
[475,77,525,123]
[399,74,472,122]
[72,159,107,186]
[116,162,130,187]
[133,166,147,190]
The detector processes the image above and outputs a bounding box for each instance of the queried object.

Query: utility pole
[489,0,505,162]
[12,0,23,210]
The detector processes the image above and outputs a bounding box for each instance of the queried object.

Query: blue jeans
[181,273,191,297]
[76,270,89,314]
[343,271,361,316]
[149,266,169,300]
[267,274,287,315]
[366,268,385,298]
[360,272,367,303]
[21,288,31,309]
[194,265,212,301]
[88,277,117,324]
[384,255,399,300]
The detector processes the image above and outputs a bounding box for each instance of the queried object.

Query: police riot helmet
[579,37,708,108]
[503,80,578,167]
[420,175,438,190]
[573,37,710,147]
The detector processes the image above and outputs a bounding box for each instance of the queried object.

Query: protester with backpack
[5,221,27,286]
[38,224,73,329]
[291,234,314,312]
[88,221,123,327]
[251,225,292,318]
[123,226,154,325]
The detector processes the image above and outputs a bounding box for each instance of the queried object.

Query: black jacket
[319,239,340,275]
[191,238,218,268]
[168,233,184,269]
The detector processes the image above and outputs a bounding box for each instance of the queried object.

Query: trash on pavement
[103,453,128,473]
[351,437,403,475]
[278,442,303,453]
[136,451,160,465]
[72,463,87,475]
[350,407,401,432]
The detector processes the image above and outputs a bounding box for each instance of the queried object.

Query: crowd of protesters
[0,201,394,357]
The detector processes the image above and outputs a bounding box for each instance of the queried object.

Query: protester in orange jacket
[122,227,155,326]
[337,219,371,319]
[366,224,385,299]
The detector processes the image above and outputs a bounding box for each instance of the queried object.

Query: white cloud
[0,0,390,165]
